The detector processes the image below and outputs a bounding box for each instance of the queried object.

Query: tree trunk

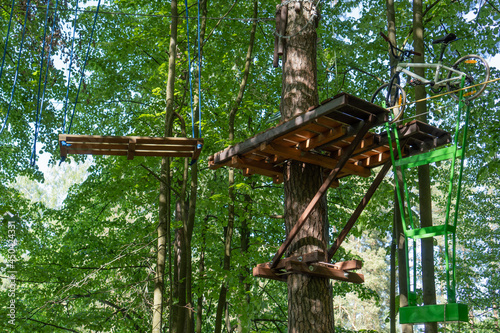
[280,2,334,332]
[413,1,437,332]
[395,175,413,333]
[153,1,178,332]
[237,193,252,333]
[214,2,258,332]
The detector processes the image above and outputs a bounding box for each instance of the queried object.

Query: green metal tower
[387,79,471,324]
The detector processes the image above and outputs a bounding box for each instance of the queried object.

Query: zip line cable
[9,3,273,22]
[61,0,80,134]
[66,0,102,134]
[197,0,202,139]
[0,0,32,136]
[30,0,59,166]
[0,0,16,82]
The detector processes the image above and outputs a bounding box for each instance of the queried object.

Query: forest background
[0,0,499,332]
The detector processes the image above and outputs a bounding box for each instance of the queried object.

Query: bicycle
[371,32,490,122]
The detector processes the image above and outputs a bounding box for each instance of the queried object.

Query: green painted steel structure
[387,78,470,324]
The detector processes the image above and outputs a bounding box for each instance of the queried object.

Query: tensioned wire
[9,3,273,21]
[184,0,196,139]
[197,0,202,139]
[31,0,59,167]
[62,0,102,135]
[0,0,32,136]
[61,0,80,134]
[0,0,16,82]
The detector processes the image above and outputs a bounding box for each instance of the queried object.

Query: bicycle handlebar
[379,31,421,59]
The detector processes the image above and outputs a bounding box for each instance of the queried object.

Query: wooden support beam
[270,116,378,269]
[253,257,363,284]
[328,160,392,261]
[232,156,283,178]
[127,137,136,160]
[260,142,371,178]
[298,125,347,151]
[253,264,287,282]
[273,250,327,270]
[192,141,203,161]
[284,260,365,284]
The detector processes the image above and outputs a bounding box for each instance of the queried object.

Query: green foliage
[0,0,498,331]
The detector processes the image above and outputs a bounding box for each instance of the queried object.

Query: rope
[66,0,102,134]
[0,0,32,136]
[386,76,500,111]
[274,0,321,40]
[31,0,59,166]
[0,0,16,82]
[62,0,80,134]
[184,0,195,139]
[197,0,202,139]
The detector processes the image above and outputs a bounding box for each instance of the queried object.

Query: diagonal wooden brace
[270,115,378,269]
[327,138,410,261]
[328,159,391,260]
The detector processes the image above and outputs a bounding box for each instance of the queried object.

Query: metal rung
[400,303,468,324]
[405,224,456,239]
[395,146,463,169]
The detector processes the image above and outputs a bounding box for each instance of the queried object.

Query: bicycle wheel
[446,55,490,101]
[371,83,406,123]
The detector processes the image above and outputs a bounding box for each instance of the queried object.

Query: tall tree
[214,1,258,332]
[153,0,178,332]
[413,1,438,332]
[280,2,334,331]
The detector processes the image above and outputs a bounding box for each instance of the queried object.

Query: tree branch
[139,163,180,197]
[26,318,79,332]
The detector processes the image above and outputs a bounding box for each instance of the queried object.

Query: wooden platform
[253,250,364,284]
[209,93,451,185]
[59,134,203,160]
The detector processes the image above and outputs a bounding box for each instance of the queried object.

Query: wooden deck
[59,134,203,160]
[208,93,451,184]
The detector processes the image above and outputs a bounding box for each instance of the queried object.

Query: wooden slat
[260,142,371,178]
[59,134,203,159]
[253,264,287,282]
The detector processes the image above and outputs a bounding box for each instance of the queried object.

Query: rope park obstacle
[0,1,203,164]
[58,0,203,163]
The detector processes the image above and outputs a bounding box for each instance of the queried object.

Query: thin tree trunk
[413,1,437,332]
[396,172,413,333]
[281,2,334,332]
[214,2,258,333]
[153,1,178,332]
[386,0,400,333]
[237,193,252,333]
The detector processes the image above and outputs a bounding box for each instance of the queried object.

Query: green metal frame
[387,77,471,324]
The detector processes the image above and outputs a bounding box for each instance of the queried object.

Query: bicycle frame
[396,61,466,88]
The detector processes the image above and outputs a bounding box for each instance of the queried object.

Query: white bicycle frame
[395,61,466,88]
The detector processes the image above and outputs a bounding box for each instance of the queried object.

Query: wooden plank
[273,250,327,270]
[61,134,201,145]
[59,134,203,159]
[298,125,347,151]
[127,137,136,160]
[260,142,371,177]
[284,260,365,284]
[327,260,363,271]
[232,156,283,178]
[253,264,287,282]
